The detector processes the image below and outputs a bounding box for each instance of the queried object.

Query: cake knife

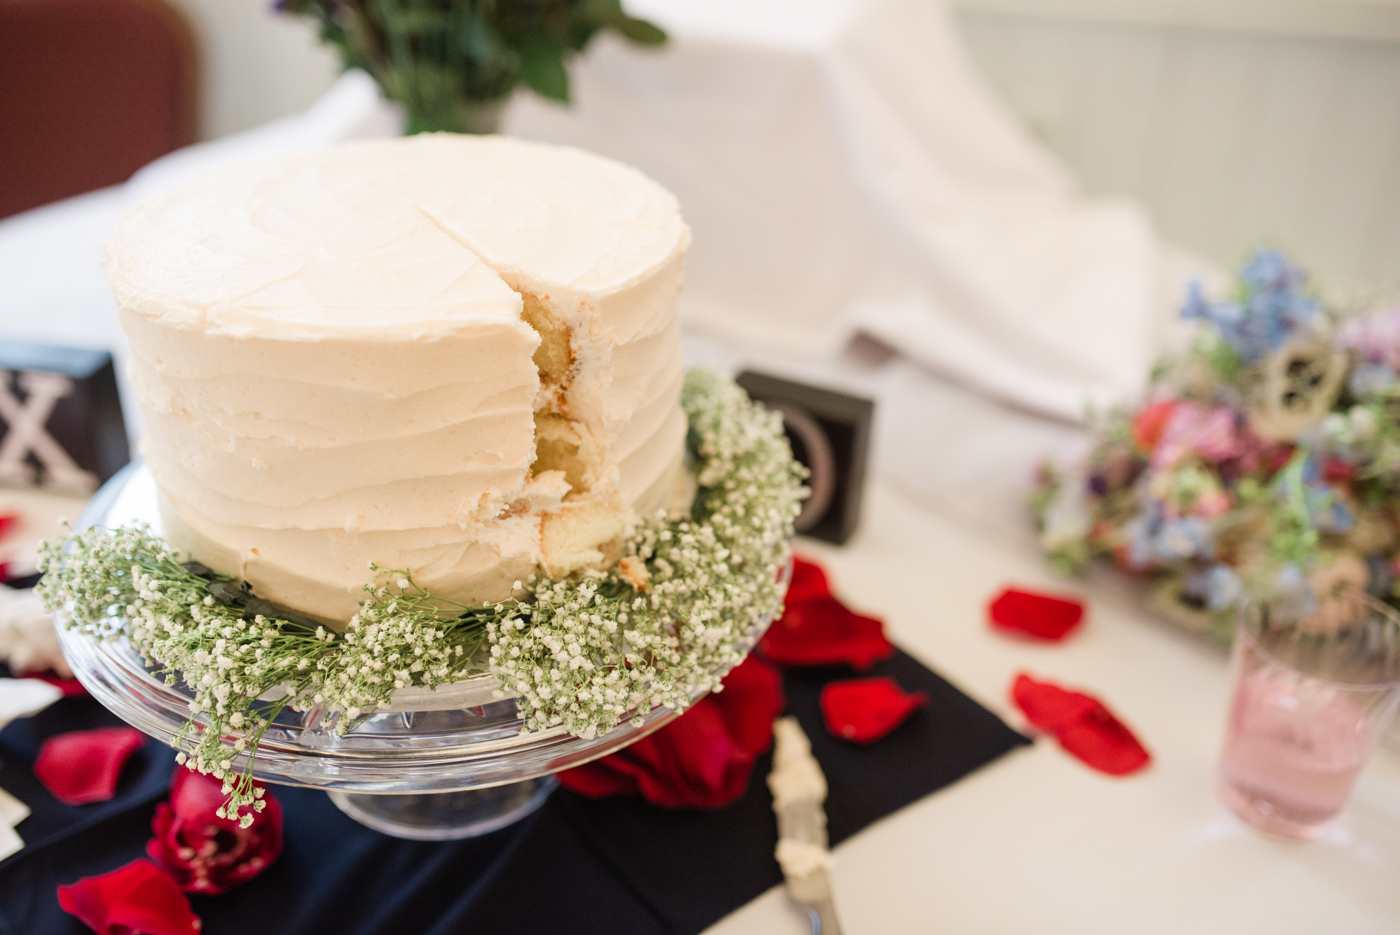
[768,717,842,935]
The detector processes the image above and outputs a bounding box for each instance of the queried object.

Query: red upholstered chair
[0,0,197,219]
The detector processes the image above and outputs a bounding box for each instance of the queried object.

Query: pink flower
[1153,402,1248,469]
[1338,307,1400,371]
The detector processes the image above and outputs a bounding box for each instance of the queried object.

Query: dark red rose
[558,655,785,809]
[988,587,1086,642]
[33,727,145,805]
[57,859,200,935]
[146,767,283,895]
[1011,673,1151,776]
[1323,457,1357,486]
[820,677,927,743]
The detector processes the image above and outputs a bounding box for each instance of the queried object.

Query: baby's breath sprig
[36,369,804,818]
[35,532,495,822]
[491,369,806,736]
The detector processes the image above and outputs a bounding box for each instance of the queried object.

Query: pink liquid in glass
[1219,667,1368,839]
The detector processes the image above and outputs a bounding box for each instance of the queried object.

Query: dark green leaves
[518,33,570,101]
[614,16,665,45]
[585,0,666,45]
[277,0,668,123]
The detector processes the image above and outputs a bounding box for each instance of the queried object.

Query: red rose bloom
[1130,399,1178,452]
[558,655,785,809]
[146,766,284,895]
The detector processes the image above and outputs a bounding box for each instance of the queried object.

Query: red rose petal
[33,727,146,805]
[554,759,641,799]
[169,762,243,829]
[759,597,894,670]
[1011,673,1151,776]
[57,859,200,935]
[820,677,927,743]
[633,701,738,803]
[1057,711,1153,776]
[1010,674,1100,733]
[558,655,785,809]
[989,587,1086,642]
[712,651,788,756]
[32,672,88,696]
[785,555,833,604]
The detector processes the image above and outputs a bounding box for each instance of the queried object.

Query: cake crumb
[618,556,650,592]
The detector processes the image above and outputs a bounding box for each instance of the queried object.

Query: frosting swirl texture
[107,134,691,622]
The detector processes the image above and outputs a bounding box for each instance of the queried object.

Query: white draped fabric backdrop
[0,0,1181,429]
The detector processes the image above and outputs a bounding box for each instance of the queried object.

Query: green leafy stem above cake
[37,370,806,825]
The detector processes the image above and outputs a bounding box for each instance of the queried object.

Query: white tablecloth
[721,482,1400,935]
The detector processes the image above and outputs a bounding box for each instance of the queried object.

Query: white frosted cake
[105,134,692,624]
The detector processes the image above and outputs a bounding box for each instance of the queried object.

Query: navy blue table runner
[0,650,1029,935]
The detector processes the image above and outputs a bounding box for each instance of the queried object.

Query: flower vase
[406,97,507,136]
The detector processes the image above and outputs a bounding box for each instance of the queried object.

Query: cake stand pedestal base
[328,777,558,841]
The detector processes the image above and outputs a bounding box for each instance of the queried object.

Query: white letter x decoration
[0,371,97,494]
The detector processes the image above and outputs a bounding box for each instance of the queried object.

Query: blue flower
[1272,563,1319,620]
[1181,249,1320,362]
[1125,503,1215,567]
[1297,454,1353,533]
[1204,564,1243,611]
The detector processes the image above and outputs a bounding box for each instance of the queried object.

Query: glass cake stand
[56,464,781,840]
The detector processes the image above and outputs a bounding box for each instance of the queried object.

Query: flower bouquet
[1034,250,1400,641]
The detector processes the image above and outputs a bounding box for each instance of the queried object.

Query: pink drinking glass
[1218,589,1400,840]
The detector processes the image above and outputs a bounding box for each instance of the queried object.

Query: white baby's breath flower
[31,370,799,821]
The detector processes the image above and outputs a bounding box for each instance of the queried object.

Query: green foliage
[1231,451,1323,572]
[1191,325,1245,385]
[277,0,668,130]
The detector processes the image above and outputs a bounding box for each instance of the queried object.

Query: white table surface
[705,483,1400,935]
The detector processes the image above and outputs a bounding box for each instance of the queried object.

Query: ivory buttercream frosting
[105,134,692,623]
